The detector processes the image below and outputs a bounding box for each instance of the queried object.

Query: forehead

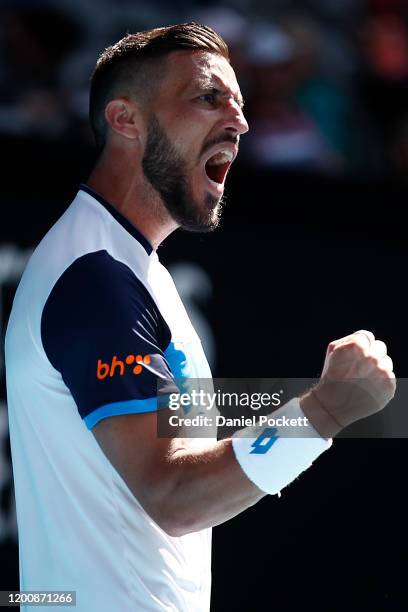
[158,50,242,101]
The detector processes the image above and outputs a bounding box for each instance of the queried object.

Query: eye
[198,92,217,105]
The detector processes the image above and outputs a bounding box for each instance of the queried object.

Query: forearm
[155,397,331,536]
[159,438,266,536]
[104,400,331,537]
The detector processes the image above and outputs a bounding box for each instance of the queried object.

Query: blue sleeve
[41,250,176,428]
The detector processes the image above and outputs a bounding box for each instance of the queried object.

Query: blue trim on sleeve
[84,397,159,429]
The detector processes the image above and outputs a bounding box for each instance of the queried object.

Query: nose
[224,99,249,136]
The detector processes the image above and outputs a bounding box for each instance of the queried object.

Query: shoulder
[43,249,157,319]
[41,250,171,370]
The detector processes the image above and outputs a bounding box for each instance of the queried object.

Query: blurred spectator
[0,5,85,141]
[356,10,408,177]
[192,6,250,83]
[0,0,406,179]
[241,21,345,173]
[360,12,408,81]
[368,0,407,13]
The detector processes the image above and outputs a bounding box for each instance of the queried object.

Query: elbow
[147,491,200,537]
[153,506,198,538]
[159,520,188,538]
[131,464,201,537]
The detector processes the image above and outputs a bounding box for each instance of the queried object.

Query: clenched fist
[300,330,396,439]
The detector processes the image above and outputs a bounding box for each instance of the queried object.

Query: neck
[86,148,179,250]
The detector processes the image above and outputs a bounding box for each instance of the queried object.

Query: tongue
[205,160,229,184]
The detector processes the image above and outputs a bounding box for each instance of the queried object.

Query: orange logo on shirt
[97,354,151,380]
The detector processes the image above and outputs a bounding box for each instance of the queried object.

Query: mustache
[200,133,239,158]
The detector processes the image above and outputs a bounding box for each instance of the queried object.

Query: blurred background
[1,0,408,610]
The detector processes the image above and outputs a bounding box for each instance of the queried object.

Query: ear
[104,98,141,141]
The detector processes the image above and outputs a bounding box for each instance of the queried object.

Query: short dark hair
[89,22,229,151]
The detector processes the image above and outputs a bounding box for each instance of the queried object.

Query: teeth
[207,150,234,165]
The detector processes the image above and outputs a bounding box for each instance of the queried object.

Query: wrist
[299,389,342,440]
[232,398,332,496]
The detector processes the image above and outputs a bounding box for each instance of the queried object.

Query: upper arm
[41,250,176,425]
[92,411,187,526]
[41,250,182,525]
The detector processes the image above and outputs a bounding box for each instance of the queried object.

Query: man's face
[141,50,248,232]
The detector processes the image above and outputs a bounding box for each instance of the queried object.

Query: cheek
[166,111,210,155]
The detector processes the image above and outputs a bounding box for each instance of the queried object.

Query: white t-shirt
[5,185,214,611]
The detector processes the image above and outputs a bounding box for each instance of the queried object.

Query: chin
[191,194,223,232]
[178,196,222,233]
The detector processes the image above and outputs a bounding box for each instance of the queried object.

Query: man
[5,23,395,611]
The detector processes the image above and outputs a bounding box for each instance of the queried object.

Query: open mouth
[204,150,234,186]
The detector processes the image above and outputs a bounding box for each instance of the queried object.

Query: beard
[142,115,224,232]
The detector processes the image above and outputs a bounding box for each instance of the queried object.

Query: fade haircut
[89,22,229,151]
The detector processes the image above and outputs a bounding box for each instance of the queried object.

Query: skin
[88,50,248,248]
[87,50,395,536]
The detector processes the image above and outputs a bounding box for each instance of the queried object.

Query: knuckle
[349,340,366,354]
[355,329,375,340]
[379,356,393,370]
[332,343,350,355]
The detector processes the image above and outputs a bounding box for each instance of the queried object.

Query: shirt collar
[79,183,154,255]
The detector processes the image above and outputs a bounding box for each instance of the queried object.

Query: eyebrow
[212,87,245,109]
[194,77,245,109]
